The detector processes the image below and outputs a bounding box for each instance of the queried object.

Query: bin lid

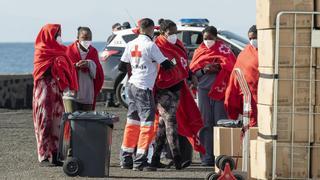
[68,111,119,124]
[216,119,242,128]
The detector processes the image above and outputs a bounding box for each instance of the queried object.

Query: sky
[0,0,256,42]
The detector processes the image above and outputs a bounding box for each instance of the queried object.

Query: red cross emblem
[131,45,142,59]
[219,44,231,54]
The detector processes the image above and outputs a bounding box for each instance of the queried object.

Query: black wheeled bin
[58,111,119,177]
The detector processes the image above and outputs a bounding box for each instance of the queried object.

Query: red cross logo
[131,45,141,66]
[131,45,142,58]
[219,44,231,54]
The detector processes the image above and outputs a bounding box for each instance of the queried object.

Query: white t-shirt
[120,35,166,90]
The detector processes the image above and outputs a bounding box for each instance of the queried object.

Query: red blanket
[190,41,236,100]
[66,41,104,109]
[33,24,78,91]
[155,35,205,153]
[176,82,205,153]
[224,45,259,127]
[155,35,188,88]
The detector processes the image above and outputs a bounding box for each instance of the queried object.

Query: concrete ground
[0,103,213,180]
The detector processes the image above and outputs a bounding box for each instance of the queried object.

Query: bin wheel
[208,173,220,180]
[205,172,219,180]
[205,172,216,180]
[218,156,235,171]
[234,173,245,180]
[63,157,81,177]
[215,155,225,168]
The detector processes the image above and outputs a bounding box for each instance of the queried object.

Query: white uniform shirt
[120,35,166,90]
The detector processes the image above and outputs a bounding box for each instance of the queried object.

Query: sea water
[0,42,106,74]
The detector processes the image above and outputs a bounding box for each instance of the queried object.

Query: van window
[122,34,138,43]
[183,31,203,47]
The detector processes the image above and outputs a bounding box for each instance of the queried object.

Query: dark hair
[122,22,131,29]
[158,19,176,35]
[248,25,257,35]
[112,23,121,30]
[139,18,154,30]
[77,26,92,37]
[202,26,217,37]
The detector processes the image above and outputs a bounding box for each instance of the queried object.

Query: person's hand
[190,75,198,90]
[203,64,214,74]
[76,60,89,68]
[203,62,221,74]
[212,62,221,73]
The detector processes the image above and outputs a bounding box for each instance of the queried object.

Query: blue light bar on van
[179,18,209,27]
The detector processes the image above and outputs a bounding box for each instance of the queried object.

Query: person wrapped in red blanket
[189,26,236,166]
[33,24,78,167]
[148,19,205,171]
[66,27,104,111]
[224,25,259,127]
[62,27,105,159]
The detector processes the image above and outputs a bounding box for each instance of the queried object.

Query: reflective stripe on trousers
[121,118,154,154]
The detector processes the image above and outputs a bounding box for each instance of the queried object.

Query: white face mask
[56,36,63,45]
[80,40,92,50]
[250,39,258,48]
[204,40,215,49]
[167,34,177,44]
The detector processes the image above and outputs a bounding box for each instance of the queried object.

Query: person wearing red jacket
[33,24,78,167]
[224,25,259,127]
[66,27,104,111]
[148,19,200,171]
[189,26,236,166]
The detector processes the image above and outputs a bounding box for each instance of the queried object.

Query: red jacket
[66,41,104,109]
[155,35,205,153]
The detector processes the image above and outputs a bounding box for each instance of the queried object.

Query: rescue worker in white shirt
[118,18,175,171]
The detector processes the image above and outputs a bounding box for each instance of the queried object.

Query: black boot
[146,156,160,171]
[52,152,63,166]
[174,156,191,170]
[174,156,182,170]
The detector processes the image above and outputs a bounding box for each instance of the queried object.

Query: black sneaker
[52,153,63,167]
[157,162,168,169]
[132,163,152,171]
[181,160,191,169]
[132,166,144,171]
[106,101,120,108]
[52,160,63,167]
[174,156,191,170]
[166,160,174,169]
[145,166,157,171]
[145,155,166,171]
[121,164,133,169]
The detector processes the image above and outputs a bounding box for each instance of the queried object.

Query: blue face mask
[250,39,258,49]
